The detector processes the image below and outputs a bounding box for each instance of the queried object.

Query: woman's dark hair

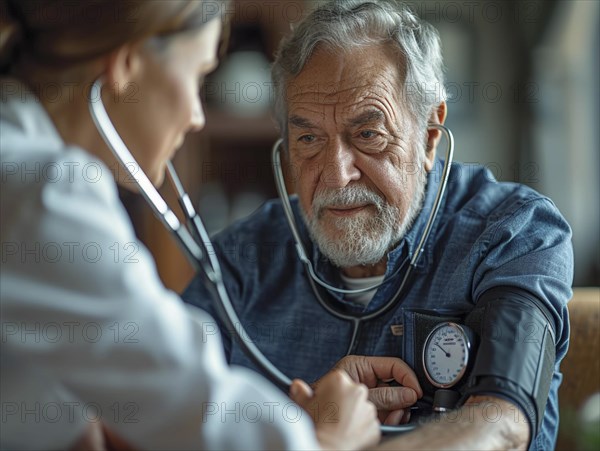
[0,0,227,72]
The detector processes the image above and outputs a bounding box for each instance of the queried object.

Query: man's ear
[424,101,447,172]
[103,41,144,99]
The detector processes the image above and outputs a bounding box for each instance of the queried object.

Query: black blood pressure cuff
[461,287,556,441]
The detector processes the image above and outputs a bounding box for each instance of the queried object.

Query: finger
[363,357,423,397]
[368,411,383,446]
[383,409,405,426]
[332,357,364,383]
[325,368,357,391]
[289,378,314,407]
[368,386,418,410]
[376,380,390,389]
[401,409,412,424]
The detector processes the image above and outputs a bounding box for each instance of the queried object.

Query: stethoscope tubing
[88,78,292,391]
[89,77,452,434]
[271,124,454,354]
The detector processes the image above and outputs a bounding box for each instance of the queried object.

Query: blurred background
[121,0,599,294]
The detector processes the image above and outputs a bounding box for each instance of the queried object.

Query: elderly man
[184,1,572,449]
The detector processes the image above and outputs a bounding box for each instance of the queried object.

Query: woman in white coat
[0,1,426,449]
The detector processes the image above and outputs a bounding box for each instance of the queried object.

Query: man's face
[286,44,430,269]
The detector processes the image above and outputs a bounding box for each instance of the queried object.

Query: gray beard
[301,172,427,268]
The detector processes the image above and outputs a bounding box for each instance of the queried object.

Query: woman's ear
[103,41,144,98]
[424,101,447,172]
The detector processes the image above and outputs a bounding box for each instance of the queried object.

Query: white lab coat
[0,79,319,450]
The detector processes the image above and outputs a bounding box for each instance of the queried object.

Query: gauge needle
[435,342,451,357]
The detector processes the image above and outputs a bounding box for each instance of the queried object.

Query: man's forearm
[376,396,530,450]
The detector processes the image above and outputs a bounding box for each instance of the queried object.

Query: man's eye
[359,130,377,139]
[299,135,316,143]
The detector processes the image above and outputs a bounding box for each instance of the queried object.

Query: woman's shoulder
[2,145,119,211]
[1,144,137,255]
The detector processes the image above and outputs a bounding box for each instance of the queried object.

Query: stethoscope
[271,124,454,355]
[88,78,290,390]
[88,77,453,434]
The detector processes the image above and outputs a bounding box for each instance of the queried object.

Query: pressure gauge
[422,322,473,389]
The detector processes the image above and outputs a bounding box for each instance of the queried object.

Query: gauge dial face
[423,322,471,388]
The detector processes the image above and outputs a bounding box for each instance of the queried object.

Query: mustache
[312,185,385,217]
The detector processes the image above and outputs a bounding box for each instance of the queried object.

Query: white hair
[271,0,446,147]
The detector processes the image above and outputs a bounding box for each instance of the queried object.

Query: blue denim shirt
[183,159,573,450]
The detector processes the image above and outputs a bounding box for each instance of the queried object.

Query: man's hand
[289,370,380,451]
[326,355,423,425]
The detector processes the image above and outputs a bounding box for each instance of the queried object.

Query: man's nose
[320,140,361,188]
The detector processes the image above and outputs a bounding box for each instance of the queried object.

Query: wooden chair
[556,287,600,450]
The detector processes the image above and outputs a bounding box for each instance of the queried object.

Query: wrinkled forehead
[285,44,406,115]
